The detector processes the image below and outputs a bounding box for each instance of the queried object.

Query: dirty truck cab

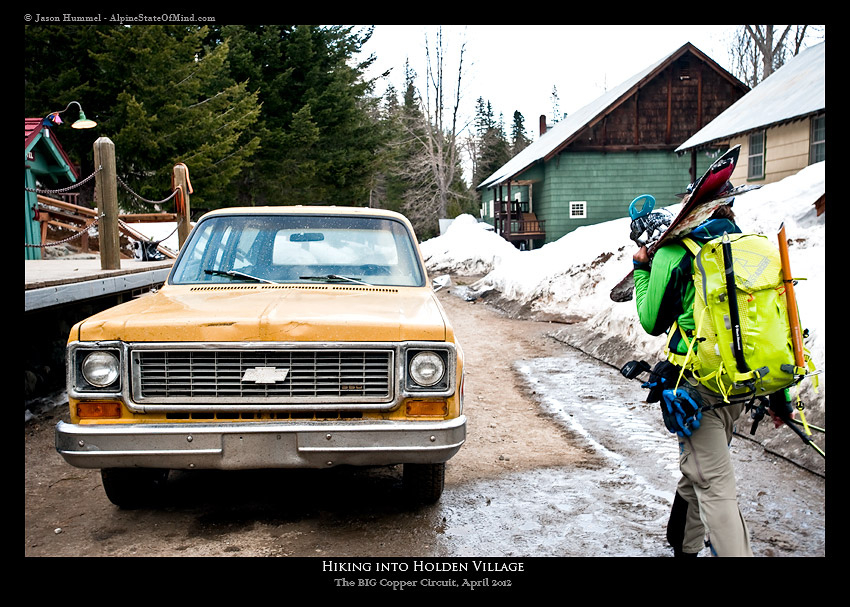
[56,207,465,507]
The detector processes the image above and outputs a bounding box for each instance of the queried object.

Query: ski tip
[718,145,741,164]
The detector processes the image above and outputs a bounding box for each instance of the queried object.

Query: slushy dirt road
[25,281,825,558]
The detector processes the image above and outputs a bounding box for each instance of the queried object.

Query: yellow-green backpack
[666,232,816,401]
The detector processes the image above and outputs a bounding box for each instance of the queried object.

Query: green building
[477,43,749,249]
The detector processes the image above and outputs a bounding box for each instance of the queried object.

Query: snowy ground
[421,161,825,473]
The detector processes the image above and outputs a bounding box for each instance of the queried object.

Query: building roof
[677,42,825,152]
[25,117,45,150]
[25,117,79,180]
[477,42,743,190]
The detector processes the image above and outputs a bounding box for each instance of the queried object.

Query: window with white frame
[748,131,765,180]
[570,201,587,219]
[810,115,825,164]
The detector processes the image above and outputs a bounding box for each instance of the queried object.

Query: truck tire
[101,468,169,509]
[402,462,445,504]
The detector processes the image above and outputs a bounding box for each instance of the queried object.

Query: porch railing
[493,200,545,240]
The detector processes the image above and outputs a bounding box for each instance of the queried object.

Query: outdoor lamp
[43,101,97,129]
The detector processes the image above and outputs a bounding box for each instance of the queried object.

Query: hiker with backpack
[631,204,754,557]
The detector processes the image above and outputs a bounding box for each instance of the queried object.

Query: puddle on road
[428,355,681,557]
[433,466,672,557]
[518,357,680,479]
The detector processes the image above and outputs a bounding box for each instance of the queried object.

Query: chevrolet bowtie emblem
[242,367,290,383]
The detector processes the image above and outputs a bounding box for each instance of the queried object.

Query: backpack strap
[663,240,703,384]
[662,238,702,368]
[680,237,701,257]
[665,306,719,392]
[664,322,690,366]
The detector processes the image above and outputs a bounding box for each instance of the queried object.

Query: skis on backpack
[610,145,760,302]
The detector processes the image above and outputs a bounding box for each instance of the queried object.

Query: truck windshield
[170,213,426,287]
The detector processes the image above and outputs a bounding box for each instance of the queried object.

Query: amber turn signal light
[405,400,447,416]
[76,402,122,419]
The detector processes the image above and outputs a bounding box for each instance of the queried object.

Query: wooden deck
[493,202,546,243]
[25,257,173,312]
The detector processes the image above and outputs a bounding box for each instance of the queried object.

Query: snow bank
[420,214,520,275]
[127,222,181,256]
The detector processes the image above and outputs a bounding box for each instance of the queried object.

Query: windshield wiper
[204,269,279,284]
[299,274,371,286]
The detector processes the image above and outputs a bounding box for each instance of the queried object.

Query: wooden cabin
[478,43,749,248]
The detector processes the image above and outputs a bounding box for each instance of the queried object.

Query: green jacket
[634,218,740,354]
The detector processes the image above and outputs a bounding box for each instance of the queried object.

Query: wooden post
[172,164,192,248]
[93,137,120,270]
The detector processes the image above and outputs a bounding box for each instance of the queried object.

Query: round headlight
[81,351,120,387]
[409,351,445,387]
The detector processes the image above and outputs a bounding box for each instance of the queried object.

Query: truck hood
[74,283,449,343]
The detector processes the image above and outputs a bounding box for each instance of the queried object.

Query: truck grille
[131,348,394,404]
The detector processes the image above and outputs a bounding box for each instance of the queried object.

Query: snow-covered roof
[677,42,824,152]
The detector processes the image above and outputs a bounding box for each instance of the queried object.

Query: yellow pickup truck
[56,206,465,507]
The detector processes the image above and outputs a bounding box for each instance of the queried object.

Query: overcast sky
[358,25,813,140]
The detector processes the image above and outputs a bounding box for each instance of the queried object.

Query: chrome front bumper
[55,416,466,470]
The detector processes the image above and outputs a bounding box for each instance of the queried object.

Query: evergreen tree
[472,98,510,188]
[510,110,531,155]
[473,97,495,136]
[550,86,564,123]
[27,25,262,212]
[25,24,121,193]
[216,25,383,206]
[372,62,423,213]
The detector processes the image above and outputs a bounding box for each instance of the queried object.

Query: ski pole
[787,417,825,434]
[782,416,825,458]
[749,396,824,457]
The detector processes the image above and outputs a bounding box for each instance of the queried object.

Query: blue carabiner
[629,194,656,220]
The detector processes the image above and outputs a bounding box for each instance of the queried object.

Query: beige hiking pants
[676,388,753,557]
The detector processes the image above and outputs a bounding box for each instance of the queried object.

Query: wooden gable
[549,44,748,156]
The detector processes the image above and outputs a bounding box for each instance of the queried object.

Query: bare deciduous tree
[730,25,820,87]
[400,27,468,238]
[747,25,797,82]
